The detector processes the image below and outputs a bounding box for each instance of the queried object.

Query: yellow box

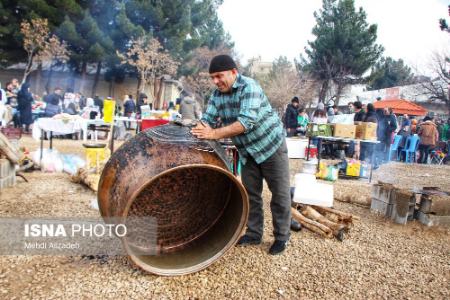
[356,122,377,140]
[346,160,361,177]
[103,99,116,123]
[333,124,356,139]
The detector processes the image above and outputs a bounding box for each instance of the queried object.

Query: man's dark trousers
[241,139,291,242]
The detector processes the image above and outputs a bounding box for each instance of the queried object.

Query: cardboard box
[333,124,356,138]
[355,122,377,140]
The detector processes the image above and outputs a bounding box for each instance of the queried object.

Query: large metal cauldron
[98,123,249,276]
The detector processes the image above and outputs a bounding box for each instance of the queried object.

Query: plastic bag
[32,148,64,172]
[61,154,86,175]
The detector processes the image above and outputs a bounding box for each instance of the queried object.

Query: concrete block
[370,198,393,217]
[390,189,415,225]
[419,194,450,216]
[417,211,450,227]
[0,159,14,178]
[0,173,15,189]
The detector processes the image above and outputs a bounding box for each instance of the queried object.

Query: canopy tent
[373,99,427,116]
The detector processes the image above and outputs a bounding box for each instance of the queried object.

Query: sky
[217,0,450,73]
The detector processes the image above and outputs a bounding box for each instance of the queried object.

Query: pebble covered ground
[0,137,449,299]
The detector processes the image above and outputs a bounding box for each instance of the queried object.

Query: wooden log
[291,207,333,238]
[301,206,346,241]
[312,205,360,222]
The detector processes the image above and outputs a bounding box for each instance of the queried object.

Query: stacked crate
[0,158,16,189]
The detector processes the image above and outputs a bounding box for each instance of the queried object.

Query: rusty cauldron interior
[98,124,249,276]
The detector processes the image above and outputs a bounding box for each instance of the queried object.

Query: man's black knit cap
[209,54,237,73]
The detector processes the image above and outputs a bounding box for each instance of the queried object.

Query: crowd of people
[0,78,111,132]
[283,97,450,166]
[0,77,205,134]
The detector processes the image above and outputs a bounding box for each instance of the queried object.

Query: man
[11,78,21,93]
[44,87,63,117]
[347,102,354,114]
[284,96,299,137]
[353,101,365,122]
[418,116,439,164]
[191,54,291,255]
[123,94,136,129]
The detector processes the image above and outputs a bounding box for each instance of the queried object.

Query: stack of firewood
[291,205,359,241]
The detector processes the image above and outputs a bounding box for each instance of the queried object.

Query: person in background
[17,82,33,133]
[327,105,342,122]
[11,78,21,93]
[374,108,397,166]
[438,118,450,142]
[77,93,86,110]
[80,97,99,119]
[311,104,328,124]
[296,108,309,136]
[347,102,354,114]
[179,95,202,123]
[0,82,6,105]
[123,94,136,129]
[359,103,378,162]
[363,103,377,123]
[411,118,418,134]
[136,93,148,118]
[353,101,365,122]
[191,54,292,255]
[0,83,8,126]
[397,114,411,161]
[418,116,439,164]
[93,95,104,117]
[44,87,63,117]
[284,96,300,137]
[5,82,20,128]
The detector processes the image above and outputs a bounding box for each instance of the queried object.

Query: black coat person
[17,82,33,131]
[284,97,300,137]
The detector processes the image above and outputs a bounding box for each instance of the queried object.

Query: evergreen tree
[367,57,414,90]
[301,0,383,104]
[0,0,84,66]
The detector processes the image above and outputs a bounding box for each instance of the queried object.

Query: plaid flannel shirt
[202,74,284,165]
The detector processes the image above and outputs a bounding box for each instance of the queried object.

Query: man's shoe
[269,240,288,255]
[236,235,261,246]
[290,219,302,232]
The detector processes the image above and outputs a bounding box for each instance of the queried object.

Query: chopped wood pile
[291,204,359,241]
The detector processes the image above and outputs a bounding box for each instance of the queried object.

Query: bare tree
[258,57,319,114]
[118,35,178,108]
[414,50,450,113]
[20,19,47,83]
[39,35,70,93]
[181,72,214,107]
[181,45,235,105]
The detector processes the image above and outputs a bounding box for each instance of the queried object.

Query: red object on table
[141,119,169,130]
[305,147,318,158]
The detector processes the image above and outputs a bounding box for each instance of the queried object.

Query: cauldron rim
[122,163,249,276]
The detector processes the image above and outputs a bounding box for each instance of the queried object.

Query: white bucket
[286,138,308,159]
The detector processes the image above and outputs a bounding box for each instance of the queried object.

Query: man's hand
[191,121,217,140]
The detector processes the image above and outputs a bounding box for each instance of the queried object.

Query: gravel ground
[0,136,449,299]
